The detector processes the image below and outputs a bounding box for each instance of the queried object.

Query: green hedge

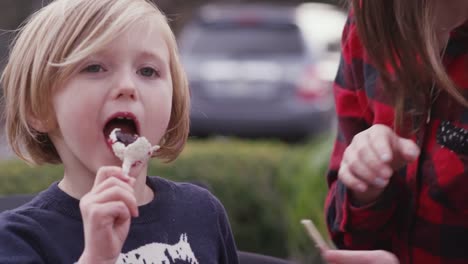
[0,136,333,262]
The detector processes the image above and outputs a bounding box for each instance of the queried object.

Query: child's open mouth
[104,116,160,176]
[103,113,140,147]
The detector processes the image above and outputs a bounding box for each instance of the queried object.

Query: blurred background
[0,0,347,262]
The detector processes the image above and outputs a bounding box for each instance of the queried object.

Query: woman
[325,1,468,263]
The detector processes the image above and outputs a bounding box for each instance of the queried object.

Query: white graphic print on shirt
[116,233,199,264]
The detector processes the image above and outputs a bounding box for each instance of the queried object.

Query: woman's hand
[323,249,399,264]
[78,166,138,264]
[338,124,420,205]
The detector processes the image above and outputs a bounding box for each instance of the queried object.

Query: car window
[186,23,305,56]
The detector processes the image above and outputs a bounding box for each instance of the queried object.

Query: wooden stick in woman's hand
[301,219,330,250]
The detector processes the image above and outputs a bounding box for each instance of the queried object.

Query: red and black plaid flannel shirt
[325,13,468,264]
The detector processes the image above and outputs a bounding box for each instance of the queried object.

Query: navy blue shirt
[0,176,239,263]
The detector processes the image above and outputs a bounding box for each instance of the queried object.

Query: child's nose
[113,73,137,100]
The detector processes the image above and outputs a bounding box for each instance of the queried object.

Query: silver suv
[179,4,335,140]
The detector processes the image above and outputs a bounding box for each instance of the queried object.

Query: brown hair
[350,0,468,130]
[1,0,190,165]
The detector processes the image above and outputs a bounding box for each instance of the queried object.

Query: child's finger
[91,176,135,196]
[86,186,138,217]
[94,166,132,188]
[86,201,132,226]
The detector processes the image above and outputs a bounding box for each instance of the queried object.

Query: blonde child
[0,0,238,263]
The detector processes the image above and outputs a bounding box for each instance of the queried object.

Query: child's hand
[338,124,420,205]
[322,249,399,264]
[78,166,138,264]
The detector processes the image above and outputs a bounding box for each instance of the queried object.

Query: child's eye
[82,64,106,73]
[138,67,159,78]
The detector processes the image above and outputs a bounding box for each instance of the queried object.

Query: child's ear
[27,114,53,133]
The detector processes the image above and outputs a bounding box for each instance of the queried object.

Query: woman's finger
[338,163,368,193]
[344,150,387,188]
[323,250,399,264]
[368,125,396,163]
[394,137,420,164]
[346,131,389,180]
[364,134,394,179]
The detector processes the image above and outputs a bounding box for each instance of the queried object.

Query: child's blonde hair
[1,0,190,165]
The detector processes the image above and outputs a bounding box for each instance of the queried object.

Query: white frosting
[109,128,160,175]
[109,129,126,160]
